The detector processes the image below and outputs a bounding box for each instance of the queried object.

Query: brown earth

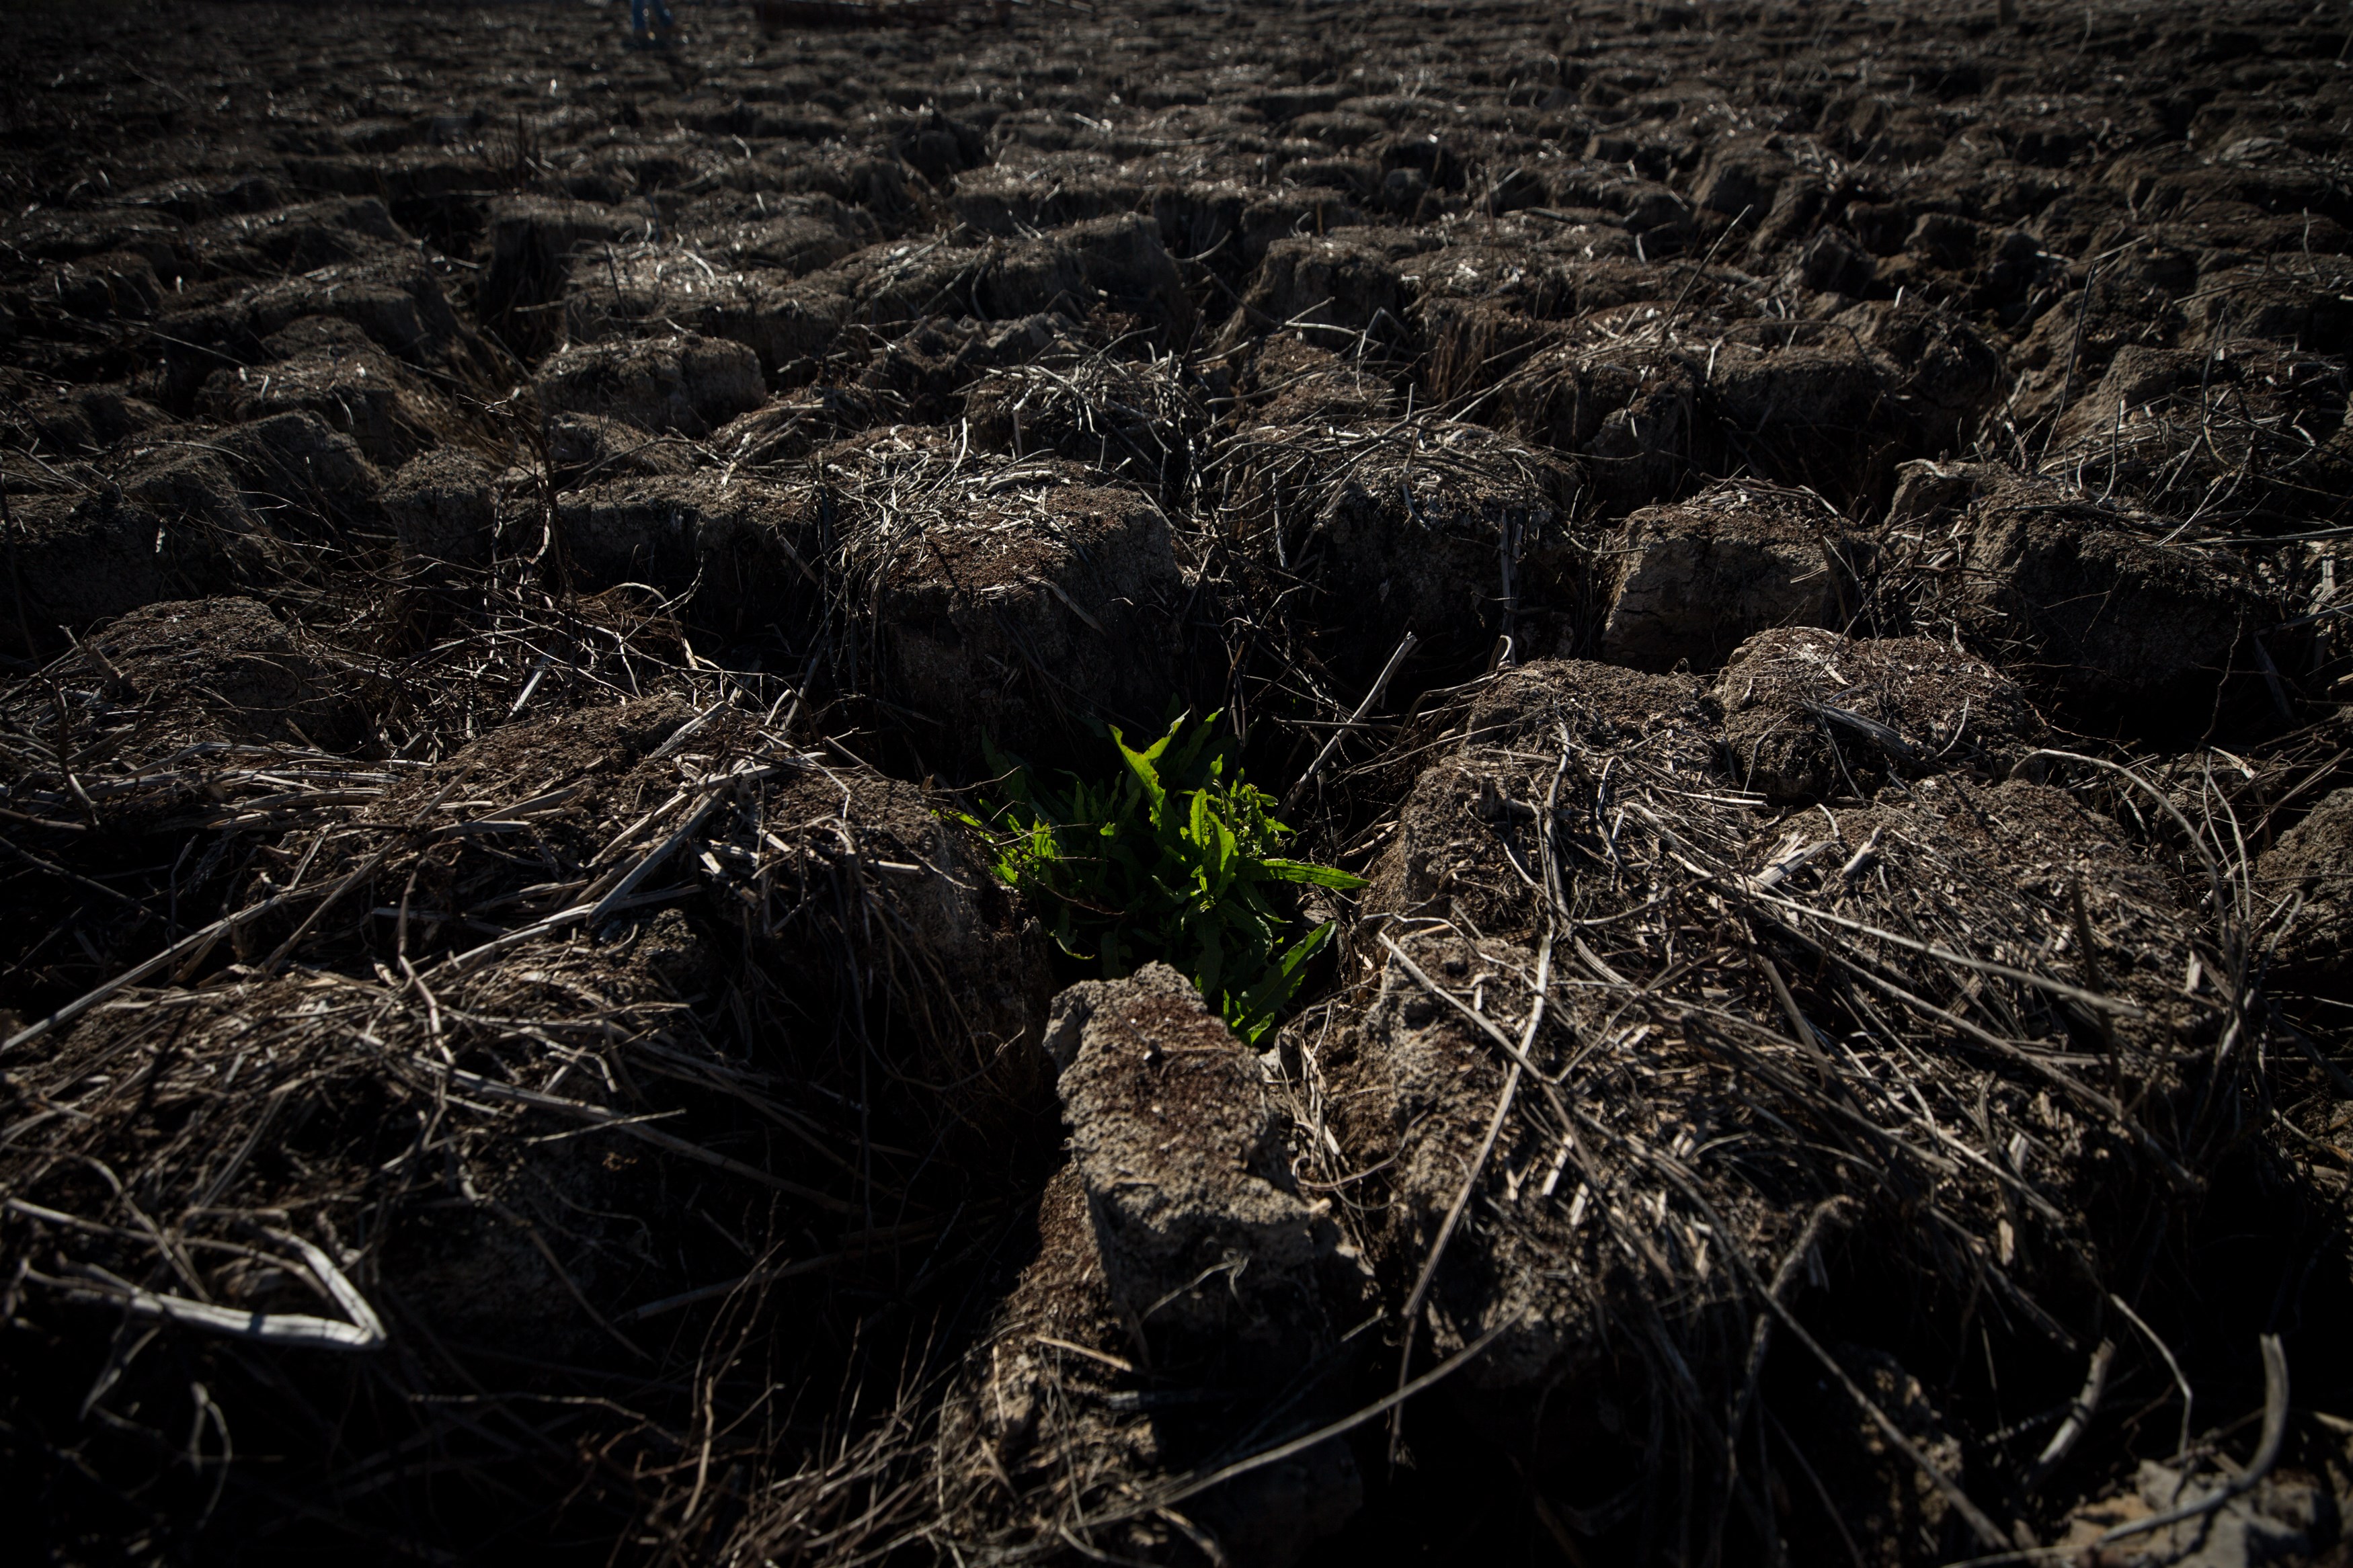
[3,1,2352,1565]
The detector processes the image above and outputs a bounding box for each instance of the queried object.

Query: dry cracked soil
[5,0,2353,1564]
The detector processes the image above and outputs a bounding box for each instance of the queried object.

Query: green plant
[965,713,1365,1044]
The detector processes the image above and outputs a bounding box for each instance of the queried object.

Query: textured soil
[5,0,2353,1564]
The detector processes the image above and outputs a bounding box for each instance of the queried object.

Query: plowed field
[5,2,2353,1563]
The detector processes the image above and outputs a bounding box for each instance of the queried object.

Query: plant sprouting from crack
[963,712,1364,1044]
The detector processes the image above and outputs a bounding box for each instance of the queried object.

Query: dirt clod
[536,331,768,439]
[2260,785,2353,992]
[1715,626,2044,802]
[556,471,817,636]
[47,595,357,749]
[1890,459,2278,736]
[1045,962,1349,1333]
[832,440,1186,763]
[381,446,500,563]
[1598,482,1864,673]
[938,965,1367,1566]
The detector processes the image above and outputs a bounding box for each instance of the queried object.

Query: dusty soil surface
[4,0,2353,1563]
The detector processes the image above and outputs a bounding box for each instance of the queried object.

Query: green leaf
[1195,932,1224,1005]
[1279,919,1337,976]
[1254,858,1370,889]
[976,712,1358,1046]
[1223,921,1337,1044]
[1111,728,1167,826]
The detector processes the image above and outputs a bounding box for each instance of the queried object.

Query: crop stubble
[3,1,2353,1563]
